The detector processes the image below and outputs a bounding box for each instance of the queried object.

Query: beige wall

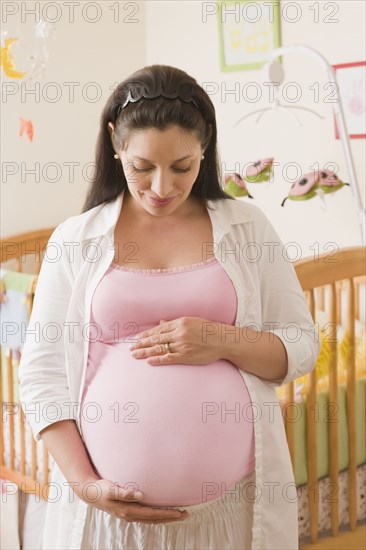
[2,1,147,233]
[2,0,365,255]
[145,0,366,254]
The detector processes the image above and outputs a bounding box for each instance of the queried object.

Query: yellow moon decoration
[1,37,27,79]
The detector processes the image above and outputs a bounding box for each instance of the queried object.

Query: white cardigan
[18,190,320,549]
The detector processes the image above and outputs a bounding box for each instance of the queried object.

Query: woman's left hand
[128,316,224,366]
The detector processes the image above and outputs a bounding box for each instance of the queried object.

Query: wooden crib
[288,247,365,545]
[0,229,55,501]
[1,229,365,547]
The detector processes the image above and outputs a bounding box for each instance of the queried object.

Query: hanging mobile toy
[0,37,28,79]
[224,173,254,198]
[19,117,34,142]
[281,170,350,206]
[244,158,274,183]
[317,169,350,194]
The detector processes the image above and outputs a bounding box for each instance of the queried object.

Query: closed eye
[133,167,191,173]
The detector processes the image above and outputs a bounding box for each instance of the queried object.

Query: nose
[150,170,174,198]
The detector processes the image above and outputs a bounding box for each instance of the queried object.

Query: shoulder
[213,197,272,227]
[51,202,109,243]
[214,198,284,252]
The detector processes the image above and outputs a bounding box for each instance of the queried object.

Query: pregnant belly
[80,341,256,506]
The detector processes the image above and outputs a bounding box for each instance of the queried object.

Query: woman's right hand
[74,478,189,524]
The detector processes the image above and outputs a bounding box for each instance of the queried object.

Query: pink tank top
[80,256,255,506]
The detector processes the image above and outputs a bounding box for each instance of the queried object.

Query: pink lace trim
[110,255,218,274]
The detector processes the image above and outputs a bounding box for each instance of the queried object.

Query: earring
[114,153,119,159]
[201,154,205,159]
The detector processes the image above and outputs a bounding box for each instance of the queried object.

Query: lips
[146,195,175,206]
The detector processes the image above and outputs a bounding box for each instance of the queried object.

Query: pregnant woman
[19,64,320,550]
[80,234,256,509]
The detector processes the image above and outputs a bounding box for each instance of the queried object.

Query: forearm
[40,419,99,486]
[218,324,288,384]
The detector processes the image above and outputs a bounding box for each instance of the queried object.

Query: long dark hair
[81,64,234,213]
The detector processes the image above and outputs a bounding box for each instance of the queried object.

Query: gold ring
[164,342,171,354]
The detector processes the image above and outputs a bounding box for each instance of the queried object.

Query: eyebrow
[131,155,194,163]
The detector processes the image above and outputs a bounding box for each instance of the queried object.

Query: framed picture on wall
[332,61,366,139]
[217,0,282,72]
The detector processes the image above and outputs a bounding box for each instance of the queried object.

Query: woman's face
[112,124,204,218]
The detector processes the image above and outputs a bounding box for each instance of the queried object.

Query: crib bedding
[297,462,366,544]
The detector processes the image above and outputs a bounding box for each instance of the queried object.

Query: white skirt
[80,469,255,550]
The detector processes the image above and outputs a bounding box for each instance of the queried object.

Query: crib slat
[36,253,42,275]
[285,382,295,467]
[19,405,26,475]
[354,280,359,320]
[317,286,325,311]
[305,289,319,543]
[346,278,357,530]
[306,368,319,542]
[329,283,339,535]
[18,353,26,476]
[353,275,366,320]
[0,347,4,467]
[6,351,15,471]
[307,288,316,329]
[336,282,343,325]
[31,434,37,480]
[43,442,49,485]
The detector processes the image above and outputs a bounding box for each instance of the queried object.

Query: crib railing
[1,228,55,501]
[1,231,365,547]
[0,350,51,501]
[0,229,54,275]
[290,247,366,544]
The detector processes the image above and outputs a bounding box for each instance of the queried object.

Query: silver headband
[116,90,200,117]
